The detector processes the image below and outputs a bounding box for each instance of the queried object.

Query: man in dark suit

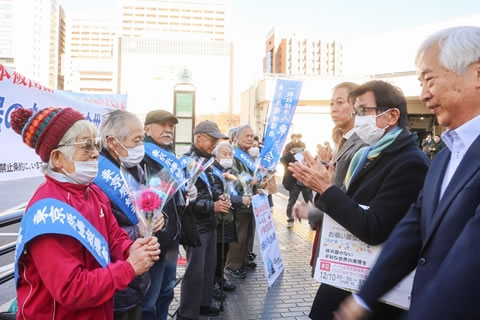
[334,26,480,320]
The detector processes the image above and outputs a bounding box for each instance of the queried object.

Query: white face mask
[220,158,233,169]
[354,110,390,145]
[248,147,260,158]
[115,138,145,168]
[62,160,98,185]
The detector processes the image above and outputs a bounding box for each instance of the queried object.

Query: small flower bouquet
[253,159,275,184]
[238,171,254,197]
[184,156,215,186]
[182,156,215,204]
[120,166,181,237]
[221,172,238,198]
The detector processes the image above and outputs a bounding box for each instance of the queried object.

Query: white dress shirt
[440,114,480,200]
[343,128,355,140]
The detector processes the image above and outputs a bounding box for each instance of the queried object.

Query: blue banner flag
[259,79,303,172]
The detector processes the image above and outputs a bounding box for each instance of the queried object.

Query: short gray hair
[213,141,232,157]
[49,120,97,167]
[237,124,253,137]
[99,110,142,146]
[416,26,480,75]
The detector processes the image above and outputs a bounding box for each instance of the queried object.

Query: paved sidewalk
[169,192,319,319]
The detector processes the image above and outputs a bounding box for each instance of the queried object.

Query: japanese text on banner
[0,64,127,181]
[252,194,284,287]
[314,214,415,310]
[259,79,303,173]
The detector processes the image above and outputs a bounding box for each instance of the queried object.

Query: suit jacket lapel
[333,134,359,163]
[422,149,450,229]
[424,136,480,246]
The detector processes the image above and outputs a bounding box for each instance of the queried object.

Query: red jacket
[16,176,135,320]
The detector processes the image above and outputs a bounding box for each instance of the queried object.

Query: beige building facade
[264,28,342,76]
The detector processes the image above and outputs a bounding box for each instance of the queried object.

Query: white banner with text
[0,64,126,182]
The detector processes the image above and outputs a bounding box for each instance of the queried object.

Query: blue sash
[233,148,255,173]
[94,155,138,225]
[179,156,211,192]
[212,166,238,196]
[144,142,186,187]
[14,198,111,284]
[211,166,225,184]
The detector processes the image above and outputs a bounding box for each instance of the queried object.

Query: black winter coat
[211,161,242,243]
[310,129,430,320]
[97,150,150,314]
[140,139,201,249]
[184,145,224,234]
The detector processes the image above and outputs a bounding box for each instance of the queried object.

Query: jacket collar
[45,174,91,197]
[188,144,212,158]
[144,135,175,153]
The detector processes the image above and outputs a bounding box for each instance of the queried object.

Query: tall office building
[64,18,116,93]
[119,0,229,40]
[264,28,343,76]
[117,0,234,115]
[2,0,60,88]
[0,0,15,69]
[57,6,66,90]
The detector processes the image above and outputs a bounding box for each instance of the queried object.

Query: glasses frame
[354,106,395,117]
[57,137,103,154]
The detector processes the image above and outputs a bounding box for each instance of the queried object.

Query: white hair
[48,120,97,168]
[415,26,480,75]
[213,141,232,157]
[99,110,142,146]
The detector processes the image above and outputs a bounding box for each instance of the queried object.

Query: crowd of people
[11,101,270,320]
[8,25,480,320]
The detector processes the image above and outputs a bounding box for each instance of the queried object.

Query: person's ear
[50,149,66,170]
[106,136,118,150]
[474,61,480,89]
[388,108,400,126]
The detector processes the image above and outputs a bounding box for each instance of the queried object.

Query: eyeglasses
[354,106,381,116]
[58,137,102,153]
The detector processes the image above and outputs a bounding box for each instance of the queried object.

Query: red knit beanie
[10,107,85,162]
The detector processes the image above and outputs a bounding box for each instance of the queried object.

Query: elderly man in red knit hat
[10,107,160,320]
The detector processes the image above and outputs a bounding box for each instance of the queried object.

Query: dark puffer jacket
[97,150,150,314]
[184,145,224,235]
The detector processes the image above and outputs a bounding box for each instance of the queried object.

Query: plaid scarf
[344,127,402,189]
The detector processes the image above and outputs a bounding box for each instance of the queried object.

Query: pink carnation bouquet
[182,156,215,204]
[121,166,181,237]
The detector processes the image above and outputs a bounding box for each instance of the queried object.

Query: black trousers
[286,183,313,222]
[215,242,230,282]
